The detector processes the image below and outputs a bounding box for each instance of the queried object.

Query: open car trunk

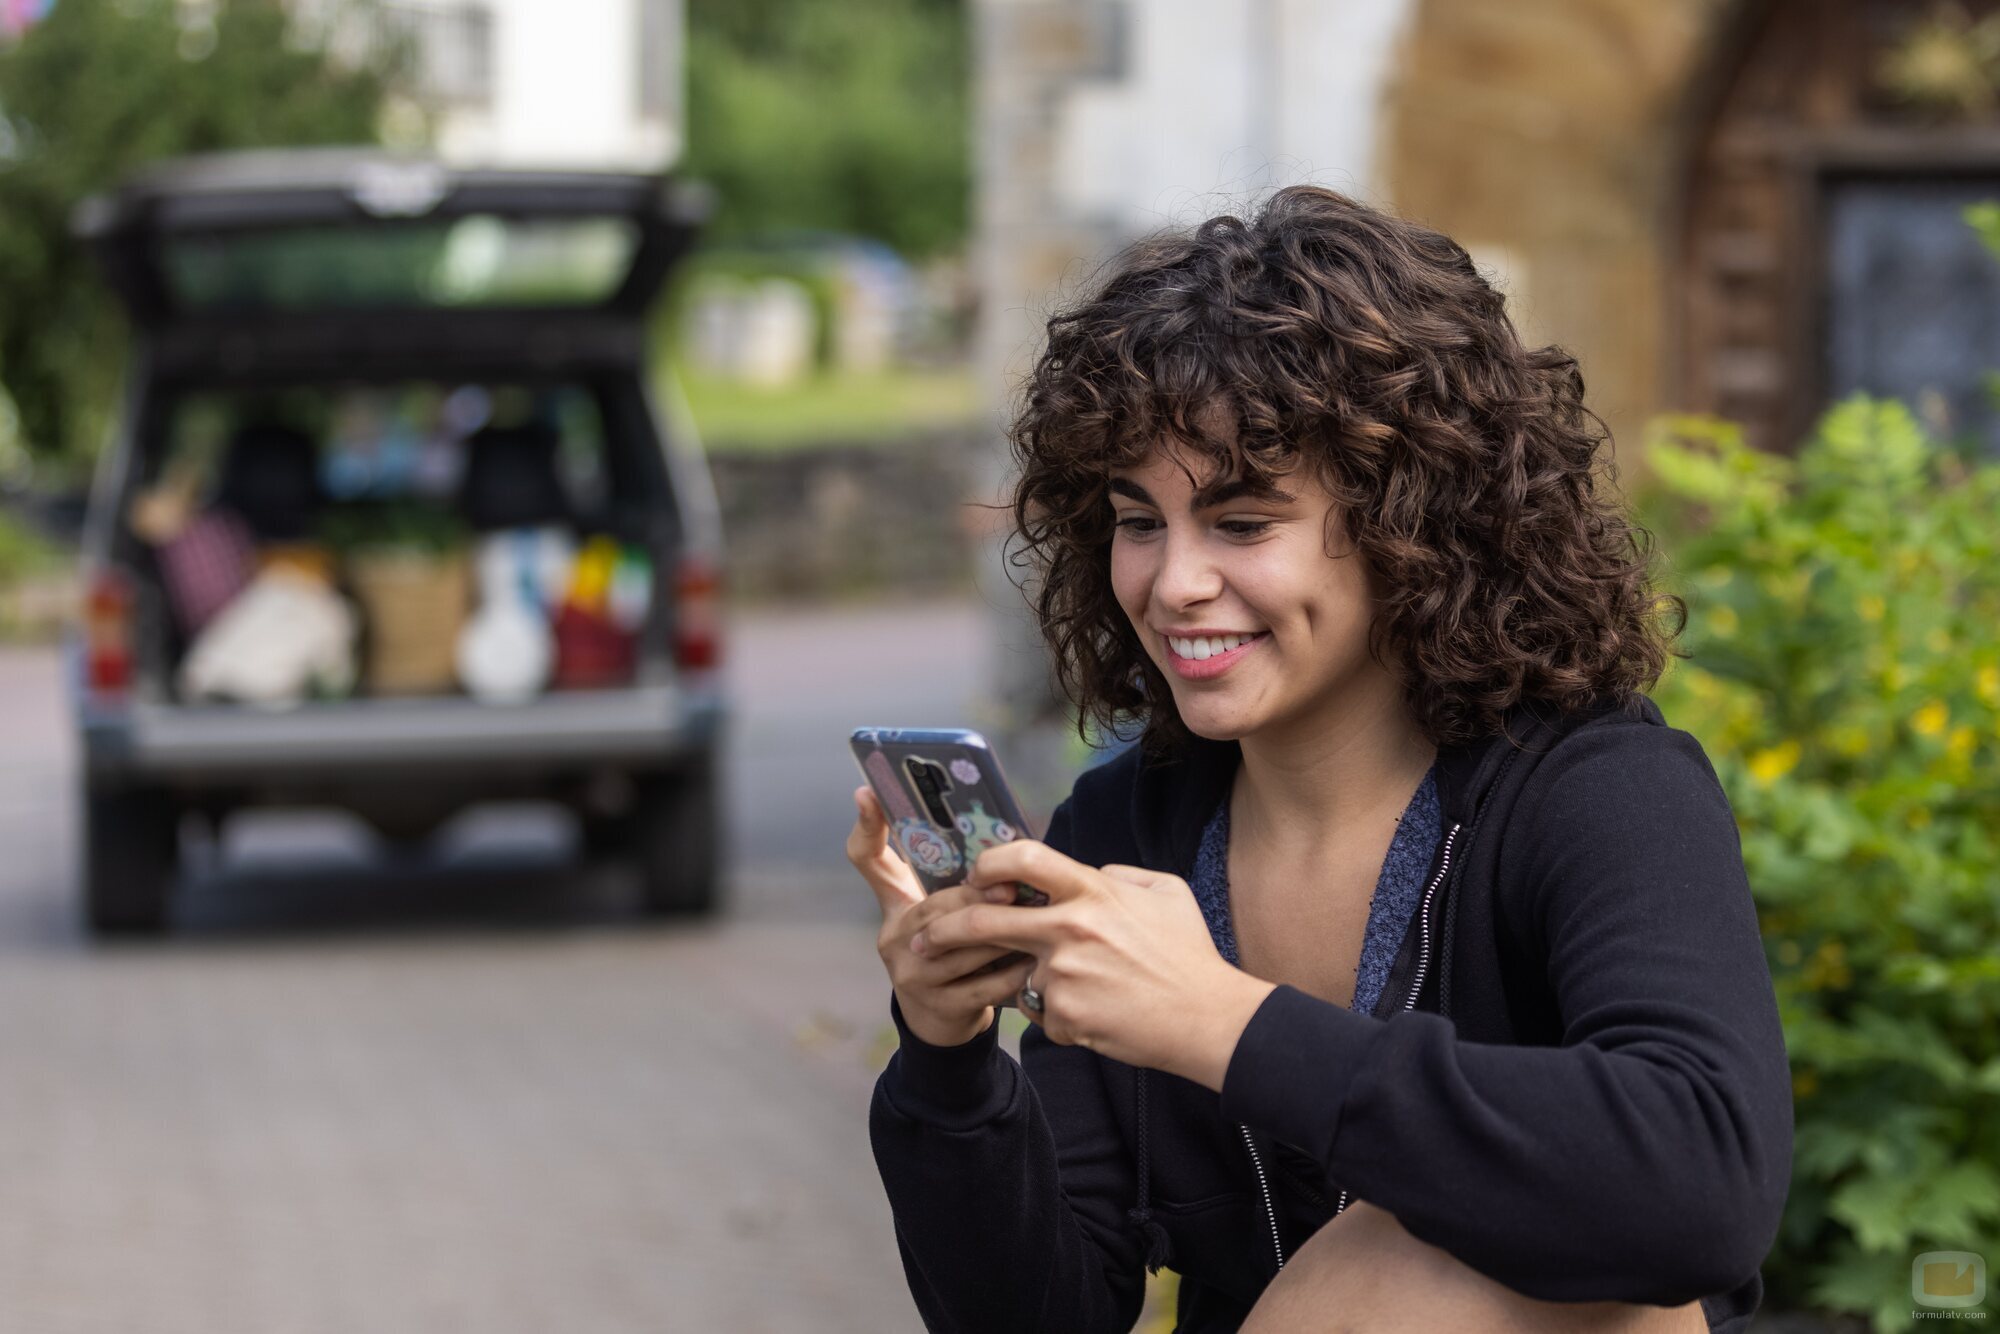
[125,373,685,706]
[76,148,706,371]
[75,151,712,714]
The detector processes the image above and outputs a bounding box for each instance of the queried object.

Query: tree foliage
[1636,397,2000,1331]
[681,0,970,259]
[0,0,400,466]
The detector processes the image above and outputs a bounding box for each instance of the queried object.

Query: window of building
[381,1,496,111]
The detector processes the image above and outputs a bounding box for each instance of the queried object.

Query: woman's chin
[1175,701,1263,743]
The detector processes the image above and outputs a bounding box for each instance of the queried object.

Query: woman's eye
[1114,515,1161,535]
[1219,520,1274,538]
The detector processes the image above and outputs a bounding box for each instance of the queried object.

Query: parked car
[65,148,726,934]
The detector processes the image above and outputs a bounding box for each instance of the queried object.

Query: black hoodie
[868,693,1794,1332]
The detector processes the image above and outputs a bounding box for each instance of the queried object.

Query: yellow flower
[1759,570,1808,603]
[1830,724,1871,757]
[1747,739,1802,786]
[1858,595,1887,622]
[1908,806,1933,829]
[1887,663,1911,691]
[1926,627,1953,655]
[1978,665,2000,707]
[1912,699,1950,736]
[1710,605,1739,638]
[1793,1069,1819,1099]
[1802,940,1853,991]
[1698,565,1734,588]
[1948,725,1978,759]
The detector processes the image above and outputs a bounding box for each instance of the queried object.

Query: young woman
[847,186,1793,1334]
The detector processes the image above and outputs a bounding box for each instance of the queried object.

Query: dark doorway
[1822,174,2000,458]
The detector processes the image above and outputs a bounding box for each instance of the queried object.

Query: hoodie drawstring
[1126,1068,1173,1273]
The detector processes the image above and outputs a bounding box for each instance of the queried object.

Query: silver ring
[1019,981,1045,1013]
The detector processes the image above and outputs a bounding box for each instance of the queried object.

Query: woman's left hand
[908,840,1278,1089]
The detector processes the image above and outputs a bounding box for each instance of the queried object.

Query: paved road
[0,598,1020,1334]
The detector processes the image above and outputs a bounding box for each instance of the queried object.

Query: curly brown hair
[1006,185,1687,755]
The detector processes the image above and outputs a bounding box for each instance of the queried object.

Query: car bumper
[79,681,724,783]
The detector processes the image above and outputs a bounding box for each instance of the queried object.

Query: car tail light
[82,567,135,695]
[673,554,722,672]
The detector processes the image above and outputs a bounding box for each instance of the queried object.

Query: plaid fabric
[158,507,257,634]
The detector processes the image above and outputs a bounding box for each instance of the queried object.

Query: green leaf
[1911,1162,2000,1240]
[1805,1241,1921,1332]
[1830,1169,1920,1253]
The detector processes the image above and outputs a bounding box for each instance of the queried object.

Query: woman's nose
[1151,526,1223,610]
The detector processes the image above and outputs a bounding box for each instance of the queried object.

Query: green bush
[682,0,970,259]
[1634,400,2000,1331]
[0,506,59,584]
[0,0,403,464]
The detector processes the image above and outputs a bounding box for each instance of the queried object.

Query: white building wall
[431,0,681,170]
[1051,0,1415,232]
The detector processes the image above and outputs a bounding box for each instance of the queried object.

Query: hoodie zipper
[1238,1122,1286,1271]
[1401,820,1464,1019]
[1325,819,1465,1222]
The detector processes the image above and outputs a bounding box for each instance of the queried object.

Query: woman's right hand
[848,785,1037,1048]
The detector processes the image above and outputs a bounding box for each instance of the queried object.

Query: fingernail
[983,886,1012,903]
[909,932,927,955]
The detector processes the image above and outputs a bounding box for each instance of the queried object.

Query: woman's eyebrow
[1107,475,1297,508]
[1193,477,1296,507]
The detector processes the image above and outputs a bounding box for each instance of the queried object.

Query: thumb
[850,786,924,912]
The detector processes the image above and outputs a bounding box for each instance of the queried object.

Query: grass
[0,507,62,585]
[0,507,70,642]
[663,362,982,453]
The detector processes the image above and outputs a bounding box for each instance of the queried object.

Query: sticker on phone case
[949,758,981,786]
[954,801,1018,857]
[864,750,920,821]
[894,817,962,879]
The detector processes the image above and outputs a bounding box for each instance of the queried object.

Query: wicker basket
[347,549,471,695]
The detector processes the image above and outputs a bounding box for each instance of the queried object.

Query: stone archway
[1386,0,2000,460]
[1378,0,1748,470]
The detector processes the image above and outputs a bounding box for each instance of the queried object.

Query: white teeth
[1168,633,1255,659]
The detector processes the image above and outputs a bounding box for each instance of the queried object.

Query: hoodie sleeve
[868,797,1148,1333]
[1216,722,1794,1305]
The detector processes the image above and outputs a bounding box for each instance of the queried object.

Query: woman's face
[1108,446,1388,744]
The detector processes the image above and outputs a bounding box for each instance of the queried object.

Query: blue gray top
[1189,763,1443,1017]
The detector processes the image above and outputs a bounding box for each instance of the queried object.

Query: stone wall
[1381,0,1745,480]
[707,435,983,602]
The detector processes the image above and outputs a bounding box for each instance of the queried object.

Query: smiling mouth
[1164,632,1264,661]
[1160,631,1268,680]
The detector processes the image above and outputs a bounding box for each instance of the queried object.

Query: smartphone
[849,726,1048,905]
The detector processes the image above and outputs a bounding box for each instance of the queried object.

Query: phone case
[849,727,1038,894]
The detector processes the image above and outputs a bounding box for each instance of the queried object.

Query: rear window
[158,214,643,312]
